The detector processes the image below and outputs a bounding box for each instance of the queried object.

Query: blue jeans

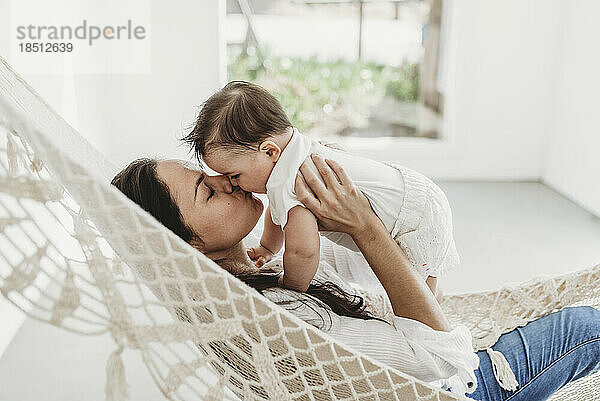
[468,306,600,401]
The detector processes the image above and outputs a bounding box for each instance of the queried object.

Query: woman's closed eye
[194,173,205,202]
[230,174,240,180]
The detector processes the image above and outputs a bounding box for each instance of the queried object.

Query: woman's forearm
[351,217,452,332]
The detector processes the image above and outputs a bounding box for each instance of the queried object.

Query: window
[226,0,446,140]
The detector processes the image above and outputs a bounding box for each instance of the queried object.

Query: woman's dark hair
[111,158,384,329]
[234,271,380,330]
[111,158,199,244]
[182,80,292,160]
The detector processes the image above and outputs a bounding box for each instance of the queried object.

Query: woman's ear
[259,140,281,162]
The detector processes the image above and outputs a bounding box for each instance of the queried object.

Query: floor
[1,182,599,401]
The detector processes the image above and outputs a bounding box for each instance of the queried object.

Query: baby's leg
[425,276,443,303]
[387,233,442,300]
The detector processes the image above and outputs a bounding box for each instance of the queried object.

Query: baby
[184,81,459,297]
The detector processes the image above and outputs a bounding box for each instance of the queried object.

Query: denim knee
[560,306,600,338]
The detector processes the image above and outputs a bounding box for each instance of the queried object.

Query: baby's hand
[247,245,274,267]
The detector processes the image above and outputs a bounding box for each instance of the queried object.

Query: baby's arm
[249,206,284,267]
[261,205,284,253]
[278,206,320,292]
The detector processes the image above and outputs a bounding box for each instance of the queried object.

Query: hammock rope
[1,56,599,401]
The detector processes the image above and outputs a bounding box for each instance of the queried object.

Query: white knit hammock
[0,56,599,401]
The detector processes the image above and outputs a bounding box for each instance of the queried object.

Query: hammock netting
[1,56,599,401]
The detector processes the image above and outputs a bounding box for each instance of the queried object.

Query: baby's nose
[221,176,234,193]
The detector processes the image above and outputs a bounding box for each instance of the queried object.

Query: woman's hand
[294,154,382,237]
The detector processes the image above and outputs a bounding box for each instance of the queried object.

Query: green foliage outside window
[228,47,419,135]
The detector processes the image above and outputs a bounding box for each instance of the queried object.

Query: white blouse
[257,247,480,397]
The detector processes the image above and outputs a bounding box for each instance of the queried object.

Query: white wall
[1,0,226,167]
[542,1,600,217]
[69,0,226,168]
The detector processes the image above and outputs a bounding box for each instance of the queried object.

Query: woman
[112,154,600,400]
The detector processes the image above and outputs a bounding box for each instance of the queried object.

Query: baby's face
[203,147,273,194]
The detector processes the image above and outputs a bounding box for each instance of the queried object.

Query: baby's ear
[259,140,281,162]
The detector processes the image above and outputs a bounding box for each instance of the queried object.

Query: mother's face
[156,160,263,253]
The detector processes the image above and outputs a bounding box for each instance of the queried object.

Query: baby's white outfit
[266,128,460,280]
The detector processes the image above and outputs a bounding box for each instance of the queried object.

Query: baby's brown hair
[183,81,291,161]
